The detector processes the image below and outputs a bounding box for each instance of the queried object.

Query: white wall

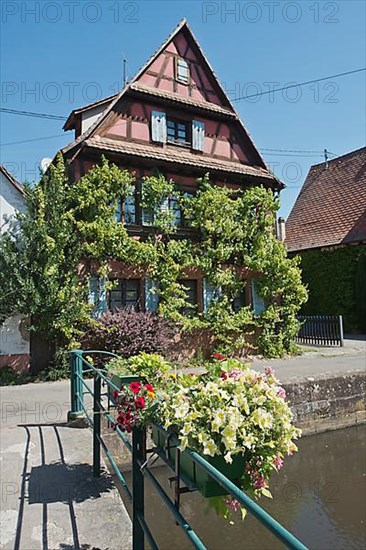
[0,171,30,364]
[0,170,25,230]
[0,315,30,355]
[81,104,107,134]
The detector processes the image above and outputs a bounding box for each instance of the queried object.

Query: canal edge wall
[284,370,366,435]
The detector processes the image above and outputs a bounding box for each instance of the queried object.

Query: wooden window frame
[166,117,191,147]
[109,278,143,311]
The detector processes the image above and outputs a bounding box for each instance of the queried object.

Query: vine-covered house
[60,19,282,317]
[285,147,366,331]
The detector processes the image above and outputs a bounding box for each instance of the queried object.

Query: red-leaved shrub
[82,309,177,359]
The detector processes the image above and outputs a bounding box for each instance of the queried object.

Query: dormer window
[176,58,189,84]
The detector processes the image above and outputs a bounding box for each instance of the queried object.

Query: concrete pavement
[0,380,132,550]
[250,337,366,383]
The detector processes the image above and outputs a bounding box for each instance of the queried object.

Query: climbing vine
[295,245,366,332]
[0,157,307,359]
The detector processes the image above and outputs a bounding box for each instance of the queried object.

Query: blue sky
[1,0,365,218]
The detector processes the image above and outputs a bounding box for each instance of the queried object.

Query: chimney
[277,217,286,242]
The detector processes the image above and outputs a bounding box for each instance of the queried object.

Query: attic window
[176,58,189,84]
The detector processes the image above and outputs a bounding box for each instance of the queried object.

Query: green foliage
[296,245,366,332]
[0,159,307,360]
[0,155,148,350]
[181,178,307,356]
[0,366,32,386]
[107,352,173,380]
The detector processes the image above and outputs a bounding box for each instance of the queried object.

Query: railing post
[93,373,101,477]
[339,315,344,347]
[132,427,146,550]
[68,350,84,421]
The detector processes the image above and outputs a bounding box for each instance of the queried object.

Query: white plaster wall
[0,171,29,359]
[0,315,30,355]
[0,171,25,231]
[81,105,107,134]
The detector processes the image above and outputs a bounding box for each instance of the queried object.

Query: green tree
[0,155,140,369]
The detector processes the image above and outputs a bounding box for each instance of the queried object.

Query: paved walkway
[0,380,131,550]
[250,337,366,383]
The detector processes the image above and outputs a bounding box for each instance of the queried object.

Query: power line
[231,67,366,101]
[2,68,364,120]
[0,108,66,120]
[0,135,66,147]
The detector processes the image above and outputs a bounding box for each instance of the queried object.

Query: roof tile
[86,136,278,182]
[286,147,366,251]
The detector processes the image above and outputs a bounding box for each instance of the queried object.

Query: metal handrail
[69,349,309,550]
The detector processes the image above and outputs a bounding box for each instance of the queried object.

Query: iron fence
[69,349,308,550]
[297,315,344,346]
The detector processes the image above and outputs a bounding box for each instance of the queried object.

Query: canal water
[131,425,366,550]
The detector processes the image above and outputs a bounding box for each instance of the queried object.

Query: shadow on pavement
[14,424,113,550]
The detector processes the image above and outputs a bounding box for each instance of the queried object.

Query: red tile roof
[286,147,366,252]
[85,136,278,182]
[129,83,236,117]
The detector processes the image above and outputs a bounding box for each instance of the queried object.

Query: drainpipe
[277,217,286,242]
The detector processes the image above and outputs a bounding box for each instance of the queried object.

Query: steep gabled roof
[0,164,25,195]
[286,147,366,252]
[63,94,117,131]
[61,19,269,172]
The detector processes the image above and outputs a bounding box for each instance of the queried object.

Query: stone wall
[284,372,366,435]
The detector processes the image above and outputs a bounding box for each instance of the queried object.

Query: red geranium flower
[213,353,226,361]
[135,396,146,409]
[113,390,119,401]
[220,371,228,380]
[129,381,141,394]
[145,383,154,393]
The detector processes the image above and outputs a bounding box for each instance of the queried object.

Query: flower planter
[108,374,143,401]
[152,426,245,498]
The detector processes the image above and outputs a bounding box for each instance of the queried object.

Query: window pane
[167,118,188,145]
[142,207,154,226]
[124,194,136,224]
[179,279,198,317]
[169,197,181,227]
[110,280,141,310]
[233,288,246,313]
[110,280,123,310]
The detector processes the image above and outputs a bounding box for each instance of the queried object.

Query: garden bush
[81,309,178,359]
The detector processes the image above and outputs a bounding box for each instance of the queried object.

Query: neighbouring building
[0,164,30,370]
[60,18,282,316]
[286,147,366,332]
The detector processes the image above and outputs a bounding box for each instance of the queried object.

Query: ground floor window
[233,287,246,313]
[179,279,198,316]
[109,279,141,311]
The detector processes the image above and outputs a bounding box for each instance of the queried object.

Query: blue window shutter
[145,278,159,313]
[192,120,205,151]
[177,58,189,83]
[89,276,107,318]
[251,280,265,316]
[203,279,220,312]
[88,275,99,306]
[151,110,167,143]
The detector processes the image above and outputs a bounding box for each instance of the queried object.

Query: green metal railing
[69,349,309,550]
